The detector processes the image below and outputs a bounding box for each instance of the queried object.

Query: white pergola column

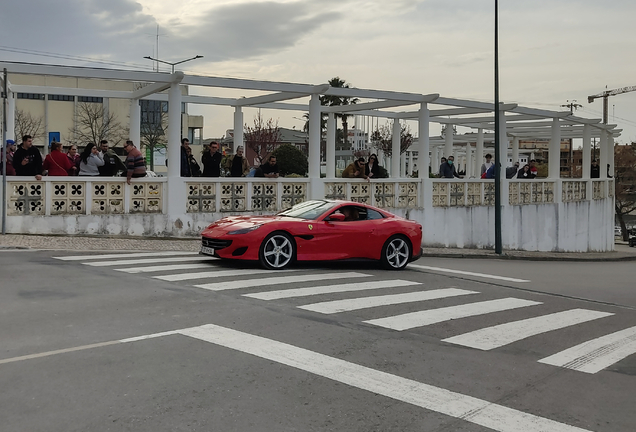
[511,136,519,166]
[582,124,591,179]
[308,94,321,179]
[608,133,615,178]
[466,144,473,178]
[167,82,182,178]
[548,118,561,179]
[444,124,454,159]
[599,129,608,180]
[129,99,141,147]
[326,113,336,178]
[6,90,15,142]
[233,106,244,153]
[432,147,439,172]
[400,152,407,177]
[418,103,430,178]
[475,128,484,175]
[391,119,400,178]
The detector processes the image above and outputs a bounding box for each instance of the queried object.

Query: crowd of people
[436,153,542,179]
[179,139,279,178]
[1,135,146,184]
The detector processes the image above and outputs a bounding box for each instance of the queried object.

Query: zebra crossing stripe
[194,272,369,291]
[537,325,636,374]
[154,268,284,281]
[299,288,479,314]
[84,256,216,267]
[364,298,541,331]
[54,251,199,261]
[443,309,614,351]
[409,264,530,283]
[179,324,592,432]
[115,263,215,273]
[244,280,421,300]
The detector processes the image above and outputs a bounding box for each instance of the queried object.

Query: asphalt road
[1,250,635,432]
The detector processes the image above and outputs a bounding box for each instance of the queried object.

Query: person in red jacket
[43,141,73,176]
[1,140,17,175]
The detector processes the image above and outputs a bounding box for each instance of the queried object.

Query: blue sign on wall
[48,132,60,147]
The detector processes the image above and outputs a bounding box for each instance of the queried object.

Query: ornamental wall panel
[324,182,346,200]
[449,183,465,207]
[130,182,162,213]
[608,180,615,198]
[281,183,307,210]
[592,181,605,200]
[51,181,85,215]
[92,182,124,214]
[7,182,44,215]
[562,181,586,202]
[251,182,277,211]
[186,182,216,213]
[432,182,448,207]
[508,182,519,205]
[373,183,394,208]
[483,183,495,206]
[220,182,246,212]
[466,182,482,206]
[350,182,370,204]
[396,182,418,208]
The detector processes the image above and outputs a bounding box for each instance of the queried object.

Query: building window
[17,93,45,100]
[48,94,74,102]
[78,96,103,103]
[140,100,167,134]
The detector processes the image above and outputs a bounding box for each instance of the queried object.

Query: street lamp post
[143,55,203,73]
[494,0,502,255]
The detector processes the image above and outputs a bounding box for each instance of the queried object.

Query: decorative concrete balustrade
[6,177,166,216]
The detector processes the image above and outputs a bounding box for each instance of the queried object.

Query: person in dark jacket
[590,159,600,178]
[12,135,43,180]
[365,154,381,178]
[201,141,222,177]
[517,164,532,179]
[98,140,126,176]
[506,162,520,179]
[440,156,461,178]
[180,138,191,177]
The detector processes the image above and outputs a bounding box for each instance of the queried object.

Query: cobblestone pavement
[1,234,634,261]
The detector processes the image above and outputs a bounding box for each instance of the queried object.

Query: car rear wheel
[259,232,295,270]
[381,235,411,270]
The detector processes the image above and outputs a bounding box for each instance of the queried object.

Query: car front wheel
[259,232,295,270]
[381,235,411,270]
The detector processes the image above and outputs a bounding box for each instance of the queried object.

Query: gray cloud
[163,1,342,62]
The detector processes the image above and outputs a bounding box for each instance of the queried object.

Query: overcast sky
[1,0,635,142]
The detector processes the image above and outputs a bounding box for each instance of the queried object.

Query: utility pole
[560,100,582,177]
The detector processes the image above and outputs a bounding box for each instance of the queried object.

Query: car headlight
[228,224,263,235]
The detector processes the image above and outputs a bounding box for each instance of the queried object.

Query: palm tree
[320,77,358,149]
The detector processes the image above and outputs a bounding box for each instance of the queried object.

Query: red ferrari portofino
[200,200,422,270]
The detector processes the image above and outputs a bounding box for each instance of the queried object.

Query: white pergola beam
[131,73,182,99]
[325,99,418,114]
[510,106,571,118]
[1,61,175,84]
[323,87,438,104]
[9,85,132,99]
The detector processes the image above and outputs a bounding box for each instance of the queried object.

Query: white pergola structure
[0,62,619,251]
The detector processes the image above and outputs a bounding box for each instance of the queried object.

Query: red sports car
[200,200,422,270]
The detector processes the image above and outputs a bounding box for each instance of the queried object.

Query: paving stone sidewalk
[1,234,634,261]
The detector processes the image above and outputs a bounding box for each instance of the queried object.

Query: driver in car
[339,207,359,221]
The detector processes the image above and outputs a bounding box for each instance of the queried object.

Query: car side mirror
[329,213,345,222]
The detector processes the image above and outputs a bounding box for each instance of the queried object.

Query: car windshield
[277,200,338,220]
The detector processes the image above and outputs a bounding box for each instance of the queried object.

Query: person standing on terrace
[123,140,146,184]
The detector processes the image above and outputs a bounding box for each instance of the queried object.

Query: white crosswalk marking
[244,280,421,300]
[299,288,479,314]
[538,325,636,373]
[154,268,284,281]
[443,309,614,351]
[115,263,215,273]
[54,251,199,261]
[84,256,215,267]
[180,324,593,432]
[364,298,541,331]
[194,272,369,291]
[409,264,530,283]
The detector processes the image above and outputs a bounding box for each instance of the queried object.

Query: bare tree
[14,109,44,142]
[70,102,128,147]
[244,113,281,166]
[370,122,414,157]
[139,101,168,171]
[614,143,636,240]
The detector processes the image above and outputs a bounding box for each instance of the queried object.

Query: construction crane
[588,85,636,124]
